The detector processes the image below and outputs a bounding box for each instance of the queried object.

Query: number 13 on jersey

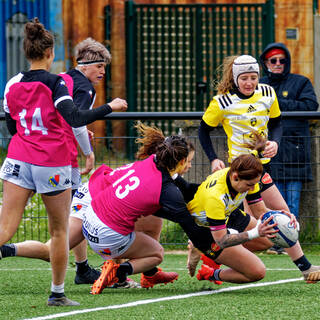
[112,169,140,199]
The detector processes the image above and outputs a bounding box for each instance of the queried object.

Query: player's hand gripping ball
[261,210,299,248]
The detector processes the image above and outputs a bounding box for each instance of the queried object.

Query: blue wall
[0,0,64,98]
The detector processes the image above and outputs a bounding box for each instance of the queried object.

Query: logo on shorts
[12,164,20,177]
[2,161,20,177]
[63,178,71,185]
[72,204,83,212]
[74,191,85,199]
[48,175,60,187]
[261,172,273,184]
[99,248,111,256]
[211,243,221,252]
[204,243,221,258]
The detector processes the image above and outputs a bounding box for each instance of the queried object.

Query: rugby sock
[293,255,312,272]
[142,267,158,277]
[50,283,65,298]
[0,244,17,258]
[117,262,134,283]
[211,269,222,282]
[75,259,90,274]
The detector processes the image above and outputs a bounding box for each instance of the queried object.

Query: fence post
[262,0,275,48]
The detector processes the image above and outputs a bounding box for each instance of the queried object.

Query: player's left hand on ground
[263,141,278,158]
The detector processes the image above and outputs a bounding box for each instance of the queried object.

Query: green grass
[1,250,320,320]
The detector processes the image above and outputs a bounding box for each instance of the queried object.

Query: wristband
[247,226,259,240]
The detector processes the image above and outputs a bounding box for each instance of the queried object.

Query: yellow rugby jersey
[187,168,260,226]
[203,84,281,164]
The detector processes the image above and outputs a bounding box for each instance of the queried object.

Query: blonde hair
[75,37,111,65]
[215,55,238,94]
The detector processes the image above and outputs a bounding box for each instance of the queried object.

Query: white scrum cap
[232,55,259,87]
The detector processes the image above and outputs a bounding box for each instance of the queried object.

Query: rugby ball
[261,210,299,248]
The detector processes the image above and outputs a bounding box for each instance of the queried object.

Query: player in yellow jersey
[189,55,320,282]
[183,153,279,283]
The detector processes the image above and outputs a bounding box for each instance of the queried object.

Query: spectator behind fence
[259,43,319,222]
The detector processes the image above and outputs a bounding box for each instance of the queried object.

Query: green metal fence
[125,0,275,135]
[1,112,320,246]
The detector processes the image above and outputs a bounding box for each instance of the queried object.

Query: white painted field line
[24,277,303,320]
[0,267,298,272]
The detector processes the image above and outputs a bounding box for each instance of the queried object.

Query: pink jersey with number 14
[4,71,71,166]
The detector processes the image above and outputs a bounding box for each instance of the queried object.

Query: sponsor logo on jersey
[250,117,257,126]
[48,175,60,187]
[247,105,256,113]
[282,91,288,97]
[261,172,273,184]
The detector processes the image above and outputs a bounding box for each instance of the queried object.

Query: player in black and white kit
[60,38,128,285]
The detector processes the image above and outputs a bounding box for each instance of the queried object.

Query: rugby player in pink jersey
[0,18,127,306]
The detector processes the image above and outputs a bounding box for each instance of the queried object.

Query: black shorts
[260,163,274,193]
[227,208,250,233]
[200,208,250,261]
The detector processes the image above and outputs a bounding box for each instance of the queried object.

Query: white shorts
[0,158,71,193]
[70,183,91,221]
[71,167,81,191]
[82,205,136,260]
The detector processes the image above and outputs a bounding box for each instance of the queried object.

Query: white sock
[51,282,64,294]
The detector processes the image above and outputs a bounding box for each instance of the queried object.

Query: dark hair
[23,17,54,60]
[135,122,190,171]
[229,154,263,180]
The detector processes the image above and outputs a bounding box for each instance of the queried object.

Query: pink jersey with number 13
[91,155,162,235]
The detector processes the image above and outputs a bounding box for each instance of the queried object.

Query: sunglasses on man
[268,58,287,65]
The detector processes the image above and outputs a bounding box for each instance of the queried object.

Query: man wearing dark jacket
[259,43,318,227]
